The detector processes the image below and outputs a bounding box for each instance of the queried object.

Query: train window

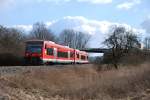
[77,54,79,58]
[58,51,68,58]
[47,48,53,55]
[26,45,42,53]
[81,55,86,60]
[70,52,74,58]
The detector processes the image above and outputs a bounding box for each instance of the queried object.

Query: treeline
[0,22,90,66]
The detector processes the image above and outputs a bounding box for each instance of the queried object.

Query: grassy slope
[1,64,150,100]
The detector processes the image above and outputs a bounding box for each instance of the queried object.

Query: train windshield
[26,45,42,53]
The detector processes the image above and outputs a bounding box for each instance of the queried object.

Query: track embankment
[0,64,92,75]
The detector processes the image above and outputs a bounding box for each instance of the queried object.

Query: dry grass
[1,64,150,100]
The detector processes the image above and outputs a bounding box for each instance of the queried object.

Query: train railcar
[24,40,88,65]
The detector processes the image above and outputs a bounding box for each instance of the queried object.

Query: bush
[0,53,24,66]
[0,25,25,66]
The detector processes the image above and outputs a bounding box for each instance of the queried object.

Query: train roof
[26,40,73,49]
[26,40,88,54]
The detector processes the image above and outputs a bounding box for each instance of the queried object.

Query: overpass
[80,48,110,53]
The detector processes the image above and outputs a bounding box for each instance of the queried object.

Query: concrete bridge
[80,48,110,53]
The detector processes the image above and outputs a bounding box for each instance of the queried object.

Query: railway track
[0,64,91,75]
[0,66,30,75]
[0,66,21,75]
[0,65,59,75]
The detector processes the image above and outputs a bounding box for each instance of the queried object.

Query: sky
[0,0,150,50]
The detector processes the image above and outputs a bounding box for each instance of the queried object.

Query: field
[1,64,150,100]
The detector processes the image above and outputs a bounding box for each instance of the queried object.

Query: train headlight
[25,53,29,56]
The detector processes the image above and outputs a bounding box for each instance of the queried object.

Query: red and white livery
[24,40,88,65]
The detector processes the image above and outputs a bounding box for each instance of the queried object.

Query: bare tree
[59,29,74,47]
[103,26,140,69]
[30,22,56,41]
[59,29,91,49]
[0,26,24,54]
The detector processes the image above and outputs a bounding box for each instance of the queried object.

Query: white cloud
[77,0,112,4]
[13,16,144,35]
[117,2,134,10]
[47,16,144,35]
[117,0,141,10]
[46,16,114,35]
[13,16,145,47]
[13,25,33,32]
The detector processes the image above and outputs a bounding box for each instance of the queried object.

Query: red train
[24,40,89,65]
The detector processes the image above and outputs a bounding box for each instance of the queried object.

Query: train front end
[24,40,44,65]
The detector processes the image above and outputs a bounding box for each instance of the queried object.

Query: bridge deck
[80,48,109,53]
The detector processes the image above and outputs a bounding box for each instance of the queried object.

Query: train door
[54,48,57,62]
[68,51,71,63]
[68,51,70,59]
